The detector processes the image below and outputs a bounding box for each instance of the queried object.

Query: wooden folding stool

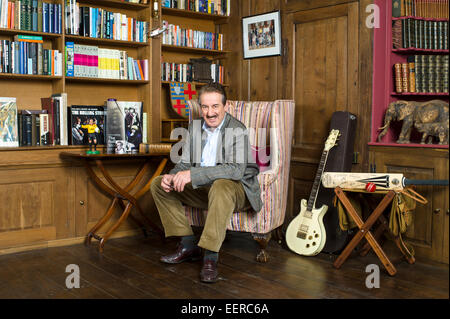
[332,187,413,276]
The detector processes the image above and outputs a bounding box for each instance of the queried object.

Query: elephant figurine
[377,100,449,144]
[414,119,449,145]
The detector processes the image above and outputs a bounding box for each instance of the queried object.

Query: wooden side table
[60,151,170,252]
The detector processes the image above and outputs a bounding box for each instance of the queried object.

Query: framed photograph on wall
[242,11,282,59]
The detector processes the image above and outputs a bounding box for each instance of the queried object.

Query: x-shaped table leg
[333,187,397,276]
[84,158,167,252]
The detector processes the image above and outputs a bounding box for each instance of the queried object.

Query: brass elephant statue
[377,100,449,144]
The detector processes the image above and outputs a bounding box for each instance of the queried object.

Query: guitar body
[285,129,339,257]
[286,199,328,256]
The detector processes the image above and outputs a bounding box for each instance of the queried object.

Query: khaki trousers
[150,176,249,252]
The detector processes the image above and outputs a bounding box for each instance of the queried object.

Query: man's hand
[172,170,191,192]
[161,174,175,193]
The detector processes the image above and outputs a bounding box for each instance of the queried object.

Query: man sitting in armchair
[150,83,262,283]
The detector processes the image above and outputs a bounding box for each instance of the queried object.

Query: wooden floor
[0,231,448,300]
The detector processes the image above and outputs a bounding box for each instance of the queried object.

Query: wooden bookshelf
[370,0,449,264]
[0,0,157,256]
[157,5,231,141]
[371,0,449,148]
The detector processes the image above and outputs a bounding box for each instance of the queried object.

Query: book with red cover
[40,97,55,145]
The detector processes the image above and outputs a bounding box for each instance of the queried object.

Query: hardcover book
[0,97,19,147]
[105,100,143,154]
[69,105,106,145]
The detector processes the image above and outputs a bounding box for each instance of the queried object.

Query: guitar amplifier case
[317,111,357,253]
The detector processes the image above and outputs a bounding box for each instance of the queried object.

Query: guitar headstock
[324,129,340,151]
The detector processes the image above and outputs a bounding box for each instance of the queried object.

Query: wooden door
[369,147,449,264]
[283,2,360,222]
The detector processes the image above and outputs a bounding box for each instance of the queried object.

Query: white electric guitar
[286,129,340,256]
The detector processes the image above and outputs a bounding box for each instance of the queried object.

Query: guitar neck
[307,149,329,211]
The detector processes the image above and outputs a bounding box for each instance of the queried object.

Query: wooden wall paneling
[247,0,281,101]
[443,187,449,264]
[291,3,358,151]
[0,167,72,249]
[221,0,243,100]
[150,11,162,143]
[283,0,358,13]
[285,162,316,225]
[369,147,449,263]
[356,0,374,172]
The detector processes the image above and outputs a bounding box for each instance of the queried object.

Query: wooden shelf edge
[0,145,99,152]
[368,142,449,149]
[0,28,61,38]
[162,44,229,55]
[391,92,449,96]
[161,81,228,87]
[64,35,149,47]
[392,16,449,22]
[392,48,450,54]
[162,7,230,20]
[76,0,150,10]
[66,77,149,84]
[0,74,62,80]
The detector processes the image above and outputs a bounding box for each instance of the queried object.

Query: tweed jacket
[170,112,263,212]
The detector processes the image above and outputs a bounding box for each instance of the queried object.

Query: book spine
[408,57,415,92]
[401,62,409,92]
[442,55,449,93]
[39,113,49,145]
[31,114,37,146]
[24,113,32,146]
[65,41,74,77]
[415,54,422,92]
[427,54,435,92]
[421,54,427,92]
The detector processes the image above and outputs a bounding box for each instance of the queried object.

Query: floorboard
[0,232,448,300]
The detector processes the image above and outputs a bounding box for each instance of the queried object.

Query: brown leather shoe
[160,244,202,264]
[200,259,219,283]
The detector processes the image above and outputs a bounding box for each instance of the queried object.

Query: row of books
[394,55,449,93]
[392,0,449,19]
[392,19,449,50]
[1,96,145,152]
[162,20,223,50]
[65,1,148,42]
[65,42,148,80]
[17,109,49,146]
[0,0,63,34]
[161,61,224,84]
[0,36,62,75]
[162,0,231,16]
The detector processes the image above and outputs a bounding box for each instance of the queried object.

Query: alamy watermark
[366,4,380,29]
[65,264,80,289]
[365,264,380,289]
[168,121,274,167]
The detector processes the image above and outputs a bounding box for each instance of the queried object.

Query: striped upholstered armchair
[185,99,295,262]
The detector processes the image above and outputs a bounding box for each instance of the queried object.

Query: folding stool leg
[333,187,397,276]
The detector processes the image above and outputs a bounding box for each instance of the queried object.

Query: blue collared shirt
[200,118,225,167]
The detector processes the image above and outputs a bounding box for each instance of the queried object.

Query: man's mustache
[206,115,218,119]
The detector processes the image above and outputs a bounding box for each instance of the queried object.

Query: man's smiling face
[200,92,228,130]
